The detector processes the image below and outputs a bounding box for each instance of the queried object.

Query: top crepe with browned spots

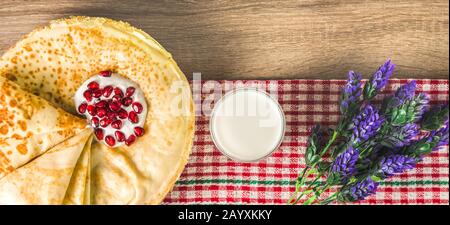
[0,75,87,180]
[0,129,92,204]
[0,17,195,204]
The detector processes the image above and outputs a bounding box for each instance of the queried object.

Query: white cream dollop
[74,72,148,148]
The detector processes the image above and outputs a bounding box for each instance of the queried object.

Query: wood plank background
[0,0,448,80]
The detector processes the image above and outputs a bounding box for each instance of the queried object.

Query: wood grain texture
[0,0,448,80]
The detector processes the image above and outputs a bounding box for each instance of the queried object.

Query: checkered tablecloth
[163,79,449,205]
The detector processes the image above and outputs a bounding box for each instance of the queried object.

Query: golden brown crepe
[1,16,195,204]
[0,129,92,204]
[63,134,92,205]
[0,75,86,179]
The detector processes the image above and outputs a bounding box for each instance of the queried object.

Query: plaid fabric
[163,79,449,205]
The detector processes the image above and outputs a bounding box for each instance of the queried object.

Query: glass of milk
[210,88,286,162]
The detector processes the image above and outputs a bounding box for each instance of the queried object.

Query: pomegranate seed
[102,85,113,97]
[111,120,122,129]
[125,134,136,146]
[128,111,139,123]
[94,128,104,140]
[95,100,107,108]
[115,131,126,142]
[126,87,135,97]
[121,97,133,106]
[105,135,116,147]
[83,90,92,102]
[78,102,87,113]
[87,105,96,116]
[99,70,112,77]
[92,89,102,98]
[91,117,100,128]
[109,101,121,112]
[134,127,145,137]
[113,87,123,97]
[118,109,128,119]
[87,81,99,90]
[112,94,122,102]
[96,108,107,118]
[107,111,117,120]
[100,118,112,127]
[132,102,143,113]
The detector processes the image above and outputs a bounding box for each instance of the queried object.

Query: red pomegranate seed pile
[77,71,145,147]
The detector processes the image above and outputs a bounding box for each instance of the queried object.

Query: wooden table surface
[0,0,448,80]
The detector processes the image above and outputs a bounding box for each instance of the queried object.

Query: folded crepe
[63,134,92,205]
[0,129,92,204]
[0,75,86,179]
[1,17,195,204]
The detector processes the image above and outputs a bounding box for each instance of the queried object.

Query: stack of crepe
[0,17,195,204]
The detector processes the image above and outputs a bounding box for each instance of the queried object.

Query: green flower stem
[288,165,310,203]
[318,181,351,205]
[294,172,324,204]
[296,166,309,189]
[304,130,339,184]
[321,131,339,157]
[303,183,331,205]
[358,142,373,156]
[303,195,317,205]
[295,163,333,203]
[291,130,339,205]
[319,192,338,205]
[292,189,313,204]
[354,135,376,155]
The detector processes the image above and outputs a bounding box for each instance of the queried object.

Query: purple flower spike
[351,104,384,143]
[364,59,396,99]
[406,121,449,156]
[381,81,418,113]
[385,123,420,148]
[349,178,379,201]
[339,177,379,202]
[395,81,417,103]
[401,123,420,144]
[332,147,359,179]
[414,93,430,120]
[421,105,449,131]
[375,59,396,88]
[378,154,416,178]
[340,71,362,114]
[432,121,449,151]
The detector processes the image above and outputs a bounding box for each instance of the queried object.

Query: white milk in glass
[210,88,285,162]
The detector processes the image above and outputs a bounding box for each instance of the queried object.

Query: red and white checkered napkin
[163,79,449,205]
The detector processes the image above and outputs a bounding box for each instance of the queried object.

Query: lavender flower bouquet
[289,59,449,205]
